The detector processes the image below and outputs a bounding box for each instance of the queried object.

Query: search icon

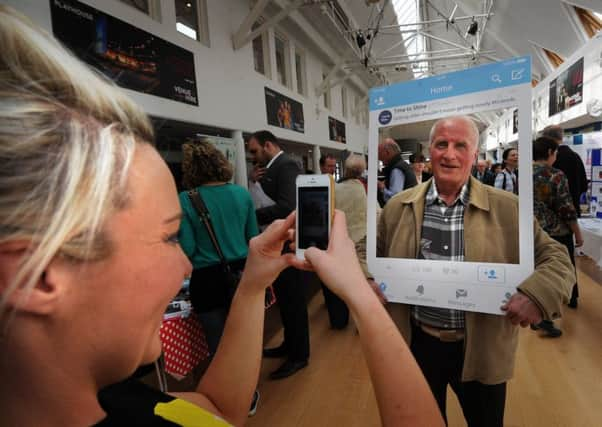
[491,74,502,84]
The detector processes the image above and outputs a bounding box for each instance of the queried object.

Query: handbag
[187,189,241,302]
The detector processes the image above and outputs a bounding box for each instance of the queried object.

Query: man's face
[505,149,518,168]
[429,118,478,190]
[248,137,269,166]
[477,161,487,173]
[321,158,336,175]
[412,161,425,174]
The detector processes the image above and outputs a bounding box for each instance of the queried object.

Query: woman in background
[179,140,259,359]
[531,137,584,337]
[495,148,519,194]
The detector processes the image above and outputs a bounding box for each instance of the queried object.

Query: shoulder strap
[187,189,227,267]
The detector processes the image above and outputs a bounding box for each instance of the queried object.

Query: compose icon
[456,289,468,298]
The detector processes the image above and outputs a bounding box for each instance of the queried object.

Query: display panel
[265,87,305,133]
[328,116,346,143]
[368,56,533,315]
[50,0,198,106]
[548,57,584,117]
[298,187,329,250]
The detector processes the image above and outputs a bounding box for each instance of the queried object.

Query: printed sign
[265,87,305,133]
[50,0,198,105]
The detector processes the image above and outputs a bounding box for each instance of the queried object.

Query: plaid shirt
[412,180,469,329]
[533,163,577,237]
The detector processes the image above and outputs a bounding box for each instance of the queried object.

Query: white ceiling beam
[315,58,346,98]
[232,0,304,50]
[231,0,270,50]
[562,0,602,14]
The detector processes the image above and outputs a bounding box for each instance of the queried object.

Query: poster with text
[265,87,305,133]
[50,0,198,106]
[368,57,533,315]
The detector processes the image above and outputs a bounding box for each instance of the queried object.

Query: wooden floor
[247,256,602,427]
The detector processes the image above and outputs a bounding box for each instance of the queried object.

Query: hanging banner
[368,56,533,315]
[50,0,198,106]
[264,87,305,133]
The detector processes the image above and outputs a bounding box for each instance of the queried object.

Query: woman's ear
[0,242,65,315]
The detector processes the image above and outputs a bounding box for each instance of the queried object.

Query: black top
[383,154,418,191]
[256,152,302,225]
[553,145,588,215]
[94,379,178,426]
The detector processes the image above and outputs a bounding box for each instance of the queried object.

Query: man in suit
[541,125,587,308]
[247,130,309,379]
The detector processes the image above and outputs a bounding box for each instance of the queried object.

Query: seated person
[0,7,443,426]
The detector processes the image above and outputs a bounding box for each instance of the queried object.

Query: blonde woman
[0,6,443,426]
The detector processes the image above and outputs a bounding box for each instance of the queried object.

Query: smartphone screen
[298,186,329,250]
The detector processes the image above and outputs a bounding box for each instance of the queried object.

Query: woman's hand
[304,211,370,305]
[240,212,307,294]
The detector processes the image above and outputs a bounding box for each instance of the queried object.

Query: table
[578,218,602,267]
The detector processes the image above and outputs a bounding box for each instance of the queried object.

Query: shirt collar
[266,150,284,169]
[426,179,470,207]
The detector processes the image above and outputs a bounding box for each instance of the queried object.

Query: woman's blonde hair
[0,6,153,309]
[344,154,366,179]
[181,138,233,189]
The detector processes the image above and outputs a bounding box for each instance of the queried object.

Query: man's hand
[574,232,584,248]
[501,292,543,327]
[250,166,266,183]
[368,279,388,305]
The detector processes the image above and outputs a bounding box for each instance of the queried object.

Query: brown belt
[415,320,465,342]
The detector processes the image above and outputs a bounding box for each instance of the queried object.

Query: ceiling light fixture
[465,19,478,37]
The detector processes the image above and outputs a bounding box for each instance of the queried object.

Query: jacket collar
[400,176,490,212]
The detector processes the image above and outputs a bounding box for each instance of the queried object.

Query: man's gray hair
[541,125,563,142]
[381,137,401,154]
[429,116,480,147]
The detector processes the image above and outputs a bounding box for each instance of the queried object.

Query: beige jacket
[335,179,367,243]
[366,176,574,384]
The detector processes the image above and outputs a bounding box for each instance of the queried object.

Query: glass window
[341,86,348,118]
[119,0,150,14]
[252,22,266,75]
[323,73,330,109]
[175,0,209,45]
[275,34,288,87]
[295,51,305,95]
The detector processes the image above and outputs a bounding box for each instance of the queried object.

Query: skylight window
[392,0,427,78]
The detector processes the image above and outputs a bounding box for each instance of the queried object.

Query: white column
[313,145,321,174]
[231,130,248,189]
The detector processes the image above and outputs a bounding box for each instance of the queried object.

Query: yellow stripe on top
[154,399,232,427]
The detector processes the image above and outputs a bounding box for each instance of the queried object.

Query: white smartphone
[295,174,334,260]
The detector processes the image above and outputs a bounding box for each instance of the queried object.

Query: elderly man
[368,116,574,426]
[472,159,494,185]
[377,138,417,205]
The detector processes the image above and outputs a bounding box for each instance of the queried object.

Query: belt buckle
[439,329,460,342]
